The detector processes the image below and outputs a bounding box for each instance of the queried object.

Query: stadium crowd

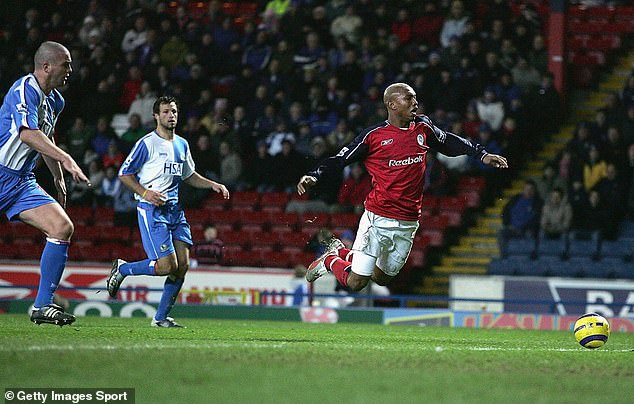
[1,0,561,208]
[1,0,633,263]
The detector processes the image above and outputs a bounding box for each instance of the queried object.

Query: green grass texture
[1,315,633,404]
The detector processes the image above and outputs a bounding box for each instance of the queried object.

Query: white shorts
[351,210,419,277]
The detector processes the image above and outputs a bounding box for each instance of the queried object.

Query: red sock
[338,248,353,261]
[325,255,351,287]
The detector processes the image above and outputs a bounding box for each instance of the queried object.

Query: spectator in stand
[100,165,121,207]
[511,57,541,94]
[91,116,118,158]
[120,113,147,153]
[571,190,608,260]
[113,185,136,227]
[119,65,143,111]
[440,0,470,48]
[620,104,634,146]
[583,145,607,192]
[326,119,355,151]
[192,224,224,266]
[272,138,306,193]
[413,2,444,48]
[601,126,627,171]
[538,188,573,260]
[567,121,595,165]
[242,30,272,72]
[336,162,372,214]
[68,159,104,207]
[66,117,93,162]
[534,162,567,201]
[102,140,125,170]
[246,140,276,192]
[331,4,363,45]
[626,144,634,219]
[595,163,627,239]
[526,71,561,138]
[128,81,157,128]
[121,15,148,54]
[499,180,542,258]
[527,34,548,74]
[589,108,609,144]
[475,87,505,132]
[218,141,243,191]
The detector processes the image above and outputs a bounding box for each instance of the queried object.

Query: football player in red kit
[297,82,508,291]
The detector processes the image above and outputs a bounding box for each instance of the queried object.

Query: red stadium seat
[421,215,449,231]
[238,210,270,227]
[230,191,260,209]
[269,212,299,228]
[260,192,290,211]
[438,196,466,214]
[93,207,114,225]
[418,229,444,248]
[421,195,439,213]
[456,176,486,193]
[299,212,330,227]
[67,206,94,224]
[250,231,280,248]
[329,213,360,229]
[222,230,252,248]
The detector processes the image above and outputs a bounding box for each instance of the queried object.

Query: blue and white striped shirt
[119,131,195,204]
[0,73,64,174]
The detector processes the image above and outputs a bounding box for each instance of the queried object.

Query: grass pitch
[1,315,633,404]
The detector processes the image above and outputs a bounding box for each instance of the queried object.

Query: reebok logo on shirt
[388,155,423,167]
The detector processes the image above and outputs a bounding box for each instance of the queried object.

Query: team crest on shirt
[15,103,28,114]
[180,153,186,161]
[160,244,168,252]
[416,134,425,146]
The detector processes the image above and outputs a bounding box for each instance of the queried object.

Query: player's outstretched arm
[481,153,509,169]
[297,175,317,195]
[20,128,90,184]
[184,172,230,199]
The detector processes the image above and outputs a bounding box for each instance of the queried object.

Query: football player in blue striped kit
[107,96,229,327]
[0,41,90,326]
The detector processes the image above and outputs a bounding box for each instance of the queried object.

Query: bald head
[383,82,414,106]
[34,41,70,69]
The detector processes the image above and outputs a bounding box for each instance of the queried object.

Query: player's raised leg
[19,202,76,326]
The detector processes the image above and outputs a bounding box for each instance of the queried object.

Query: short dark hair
[152,96,178,115]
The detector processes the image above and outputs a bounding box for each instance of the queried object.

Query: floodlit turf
[1,315,633,404]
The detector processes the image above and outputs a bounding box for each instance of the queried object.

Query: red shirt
[309,115,487,221]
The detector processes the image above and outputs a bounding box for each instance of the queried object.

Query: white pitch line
[0,343,630,353]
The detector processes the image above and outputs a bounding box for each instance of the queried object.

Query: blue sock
[155,275,184,321]
[34,239,69,308]
[119,259,156,276]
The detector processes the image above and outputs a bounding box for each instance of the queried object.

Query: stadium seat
[67,206,94,224]
[300,212,330,228]
[438,196,466,214]
[93,207,114,225]
[329,212,360,229]
[418,229,444,248]
[238,210,271,227]
[269,212,299,228]
[230,191,260,210]
[259,192,290,211]
[458,190,481,208]
[250,231,280,248]
[456,176,486,193]
[421,195,439,213]
[222,230,252,248]
[187,209,213,224]
[284,231,311,249]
